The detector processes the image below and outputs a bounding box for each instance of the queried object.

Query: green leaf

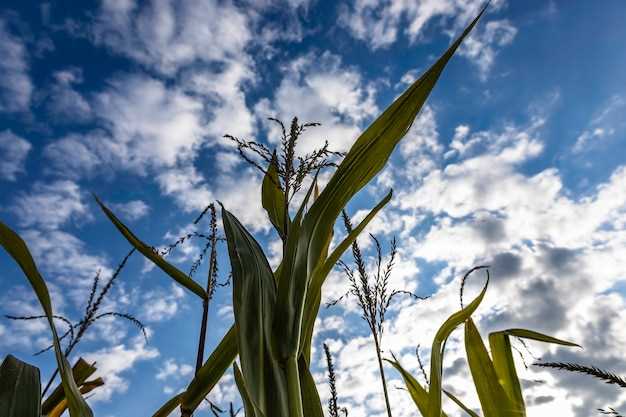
[152,393,184,417]
[0,355,41,417]
[443,389,481,417]
[274,2,486,366]
[221,204,289,416]
[299,356,324,417]
[299,190,393,361]
[0,222,93,417]
[386,356,439,417]
[42,358,97,415]
[262,152,288,239]
[465,319,514,417]
[179,326,238,415]
[93,195,207,300]
[234,363,264,417]
[487,329,579,412]
[427,268,489,417]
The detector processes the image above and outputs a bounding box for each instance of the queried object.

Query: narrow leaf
[94,195,207,300]
[427,268,489,417]
[262,153,288,239]
[465,319,515,417]
[0,222,93,417]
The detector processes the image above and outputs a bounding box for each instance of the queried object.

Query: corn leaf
[42,358,97,415]
[0,222,93,417]
[47,378,104,417]
[465,319,514,417]
[153,393,184,417]
[387,357,440,417]
[94,196,207,300]
[262,152,288,239]
[488,329,579,412]
[0,355,41,417]
[179,326,238,415]
[273,3,486,366]
[443,389,481,417]
[222,204,290,416]
[299,190,393,361]
[299,356,324,417]
[426,270,489,417]
[234,363,265,417]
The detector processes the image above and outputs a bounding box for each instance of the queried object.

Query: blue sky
[1,1,626,416]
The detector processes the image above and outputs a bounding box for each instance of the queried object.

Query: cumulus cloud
[45,67,92,123]
[84,334,159,401]
[0,130,31,181]
[110,199,150,221]
[255,51,378,154]
[11,180,90,230]
[0,18,32,113]
[339,0,515,78]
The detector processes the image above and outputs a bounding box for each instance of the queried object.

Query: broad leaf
[465,319,514,417]
[222,204,289,416]
[0,355,41,417]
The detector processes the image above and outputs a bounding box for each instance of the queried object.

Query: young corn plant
[328,213,427,417]
[106,9,485,417]
[387,267,580,417]
[1,6,486,417]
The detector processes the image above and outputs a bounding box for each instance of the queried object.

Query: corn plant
[387,267,580,417]
[98,7,485,417]
[1,5,485,417]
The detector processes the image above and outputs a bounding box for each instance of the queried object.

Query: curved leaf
[426,269,489,417]
[94,195,207,300]
[262,153,288,239]
[42,358,97,415]
[0,222,93,417]
[487,329,579,412]
[465,319,514,417]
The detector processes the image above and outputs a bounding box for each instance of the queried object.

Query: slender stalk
[373,332,393,417]
[188,205,219,417]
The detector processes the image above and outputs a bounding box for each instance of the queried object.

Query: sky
[1,1,626,416]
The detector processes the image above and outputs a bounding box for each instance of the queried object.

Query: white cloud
[459,19,517,80]
[83,335,159,401]
[110,200,150,221]
[11,180,90,230]
[255,51,378,154]
[94,74,207,171]
[91,0,251,75]
[0,18,32,113]
[0,130,31,181]
[45,67,92,123]
[156,358,194,381]
[141,284,186,322]
[573,95,625,153]
[339,0,515,79]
